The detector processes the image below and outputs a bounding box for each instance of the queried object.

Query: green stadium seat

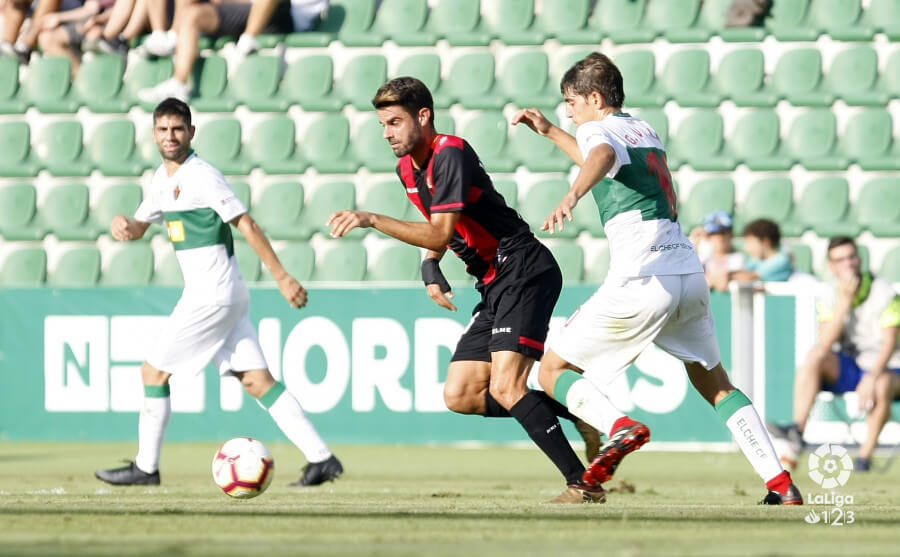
[660,49,719,107]
[152,251,183,286]
[460,112,516,172]
[351,0,433,46]
[678,178,735,233]
[425,0,489,46]
[499,51,558,107]
[877,49,900,100]
[545,240,584,282]
[0,56,25,113]
[823,46,888,106]
[36,121,91,176]
[572,193,605,238]
[878,246,900,283]
[856,178,900,237]
[507,123,570,172]
[771,49,833,106]
[551,48,594,89]
[233,240,261,282]
[39,183,92,240]
[726,109,790,171]
[478,0,541,45]
[865,0,900,39]
[300,181,357,238]
[645,0,709,42]
[252,182,305,240]
[714,49,777,107]
[193,118,252,175]
[73,55,126,112]
[807,0,873,41]
[782,109,846,170]
[492,179,518,210]
[138,128,162,169]
[697,0,766,41]
[264,243,314,282]
[733,178,794,235]
[792,178,860,237]
[766,0,818,41]
[434,110,456,135]
[89,184,143,238]
[360,180,410,220]
[230,181,251,210]
[101,244,154,286]
[436,53,500,110]
[24,56,77,113]
[0,121,38,177]
[336,54,387,110]
[0,183,40,240]
[533,0,597,44]
[0,246,47,286]
[88,120,146,176]
[190,55,235,112]
[439,250,473,283]
[837,109,899,171]
[667,110,734,171]
[230,55,283,112]
[246,117,305,174]
[312,241,367,281]
[352,115,397,173]
[124,58,174,111]
[632,108,668,143]
[367,242,421,281]
[274,55,342,111]
[615,50,663,107]
[584,243,610,284]
[787,242,813,275]
[48,245,101,286]
[396,54,442,105]
[284,0,374,46]
[520,180,578,238]
[593,0,655,43]
[301,114,357,173]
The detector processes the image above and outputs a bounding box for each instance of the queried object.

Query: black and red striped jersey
[396,134,531,286]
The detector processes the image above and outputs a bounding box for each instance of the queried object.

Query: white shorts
[549,272,721,386]
[147,296,268,376]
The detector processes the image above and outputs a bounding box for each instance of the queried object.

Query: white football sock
[135,389,171,474]
[718,390,784,483]
[263,383,332,463]
[555,371,625,435]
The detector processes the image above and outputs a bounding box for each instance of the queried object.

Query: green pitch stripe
[144,384,170,398]
[715,389,751,421]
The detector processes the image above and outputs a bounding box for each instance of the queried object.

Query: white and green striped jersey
[576,113,703,279]
[135,153,249,305]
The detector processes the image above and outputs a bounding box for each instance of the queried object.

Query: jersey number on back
[647,151,676,218]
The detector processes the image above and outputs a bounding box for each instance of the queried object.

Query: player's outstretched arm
[110,215,151,241]
[510,108,584,166]
[328,210,459,252]
[543,144,615,234]
[232,212,307,308]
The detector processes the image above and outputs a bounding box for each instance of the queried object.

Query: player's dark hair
[372,77,435,126]
[743,218,781,249]
[153,97,192,127]
[560,52,625,108]
[827,236,857,256]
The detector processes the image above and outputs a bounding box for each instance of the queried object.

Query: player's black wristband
[421,258,451,293]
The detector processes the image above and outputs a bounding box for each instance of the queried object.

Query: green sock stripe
[715,389,752,421]
[552,370,584,405]
[144,384,170,398]
[259,381,286,409]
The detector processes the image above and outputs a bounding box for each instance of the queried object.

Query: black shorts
[214,1,294,37]
[451,238,562,363]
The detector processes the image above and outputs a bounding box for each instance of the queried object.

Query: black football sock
[509,391,585,485]
[534,390,579,423]
[485,391,578,422]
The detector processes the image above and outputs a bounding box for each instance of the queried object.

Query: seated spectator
[138,0,328,103]
[1,0,62,62]
[768,237,900,472]
[82,0,148,56]
[733,218,792,283]
[36,0,115,75]
[690,210,745,293]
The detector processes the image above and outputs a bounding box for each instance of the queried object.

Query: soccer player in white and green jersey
[511,53,802,505]
[96,98,343,488]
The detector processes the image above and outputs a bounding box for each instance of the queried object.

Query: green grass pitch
[1,442,898,556]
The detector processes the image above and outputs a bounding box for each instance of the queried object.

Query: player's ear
[591,91,604,108]
[418,106,432,129]
[188,125,196,140]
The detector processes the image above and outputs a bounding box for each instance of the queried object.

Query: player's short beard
[159,142,190,163]
[392,124,422,158]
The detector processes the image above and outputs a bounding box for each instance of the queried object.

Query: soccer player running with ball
[328,77,604,503]
[511,53,802,505]
[95,98,343,488]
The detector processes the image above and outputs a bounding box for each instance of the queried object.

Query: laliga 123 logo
[808,443,853,488]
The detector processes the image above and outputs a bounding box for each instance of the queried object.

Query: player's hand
[327,210,373,238]
[40,13,62,31]
[278,275,308,309]
[541,193,578,235]
[510,108,553,136]
[856,373,876,414]
[110,215,133,241]
[836,272,860,305]
[426,283,457,312]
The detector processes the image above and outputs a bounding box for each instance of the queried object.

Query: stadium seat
[726,109,790,170]
[696,0,766,41]
[864,0,900,39]
[301,114,357,173]
[435,52,500,109]
[878,246,900,283]
[0,121,38,177]
[396,54,442,103]
[507,123,570,172]
[352,115,397,173]
[0,246,47,286]
[0,183,40,240]
[101,244,154,286]
[349,0,432,46]
[520,180,578,238]
[230,181,251,210]
[359,180,410,220]
[592,0,655,43]
[766,0,819,41]
[275,55,342,111]
[434,110,455,135]
[822,46,888,106]
[478,0,541,45]
[806,0,873,41]
[781,109,846,170]
[424,0,489,46]
[246,117,305,174]
[785,242,813,275]
[251,182,305,240]
[678,177,735,232]
[460,112,516,172]
[233,240,261,282]
[229,55,283,112]
[615,50,663,107]
[312,241,367,281]
[633,108,668,143]
[191,55,236,112]
[124,58,174,111]
[770,49,833,106]
[714,49,777,107]
[23,56,77,113]
[532,0,597,45]
[264,243,314,281]
[667,110,734,171]
[877,49,900,100]
[152,251,183,286]
[584,243,610,284]
[551,48,594,88]
[48,245,101,286]
[138,128,162,169]
[0,56,25,113]
[284,0,376,46]
[492,179,518,210]
[659,49,718,107]
[72,54,126,112]
[572,193,605,238]
[837,109,899,171]
[88,120,147,176]
[856,177,900,237]
[733,177,794,234]
[545,240,584,282]
[39,183,92,240]
[300,181,358,238]
[792,178,860,238]
[439,250,473,283]
[89,183,143,238]
[367,242,421,281]
[35,121,91,176]
[499,51,558,107]
[336,54,388,110]
[645,0,709,42]
[193,118,252,175]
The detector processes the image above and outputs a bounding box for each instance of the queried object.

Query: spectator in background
[82,0,151,56]
[1,0,62,62]
[137,0,328,104]
[36,0,115,75]
[734,218,792,283]
[690,210,745,293]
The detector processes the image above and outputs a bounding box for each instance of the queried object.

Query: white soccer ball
[212,437,275,499]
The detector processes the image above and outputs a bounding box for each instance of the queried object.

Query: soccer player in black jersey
[327,77,604,503]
